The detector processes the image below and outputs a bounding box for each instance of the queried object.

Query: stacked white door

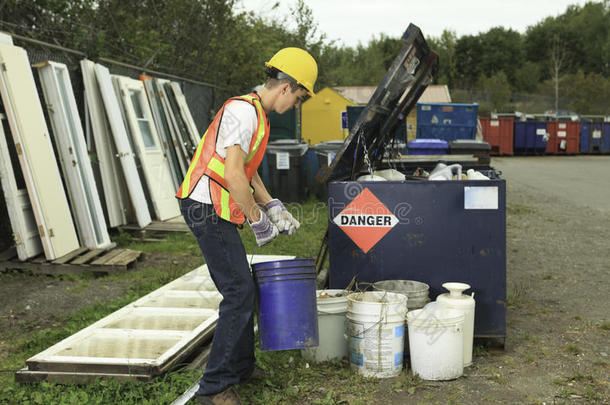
[114,76,180,221]
[37,61,112,249]
[169,82,201,145]
[0,113,42,260]
[0,43,79,260]
[94,64,151,228]
[81,59,130,228]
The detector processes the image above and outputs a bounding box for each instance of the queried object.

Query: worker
[176,47,318,405]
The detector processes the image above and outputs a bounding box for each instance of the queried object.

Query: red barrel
[546,121,579,154]
[480,117,514,155]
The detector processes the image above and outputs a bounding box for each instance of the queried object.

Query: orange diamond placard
[333,187,398,253]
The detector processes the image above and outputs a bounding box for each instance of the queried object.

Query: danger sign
[333,188,398,253]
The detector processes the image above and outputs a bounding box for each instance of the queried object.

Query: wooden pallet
[120,218,190,234]
[0,245,142,276]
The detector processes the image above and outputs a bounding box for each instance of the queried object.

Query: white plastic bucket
[346,291,407,378]
[407,306,464,380]
[301,289,349,363]
[372,280,430,310]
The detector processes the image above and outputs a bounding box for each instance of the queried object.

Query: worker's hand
[249,209,279,247]
[264,199,300,235]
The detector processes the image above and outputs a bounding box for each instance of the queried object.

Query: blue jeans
[180,198,256,396]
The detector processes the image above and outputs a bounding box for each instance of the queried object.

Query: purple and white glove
[249,209,279,247]
[264,199,300,235]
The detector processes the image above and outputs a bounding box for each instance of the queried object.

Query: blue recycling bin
[417,102,478,141]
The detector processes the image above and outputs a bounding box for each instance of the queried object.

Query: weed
[565,344,582,355]
[506,281,528,307]
[552,378,565,386]
[473,344,489,357]
[593,360,607,367]
[600,322,610,331]
[507,203,535,216]
[489,374,508,384]
[524,354,535,363]
[573,315,581,320]
[542,274,553,280]
[556,387,578,398]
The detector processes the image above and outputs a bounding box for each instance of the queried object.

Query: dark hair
[264,67,305,92]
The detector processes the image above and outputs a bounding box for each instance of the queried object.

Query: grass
[507,203,535,216]
[565,344,582,355]
[0,199,335,404]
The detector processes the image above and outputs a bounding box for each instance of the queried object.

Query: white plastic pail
[301,289,349,363]
[346,291,407,378]
[407,306,464,380]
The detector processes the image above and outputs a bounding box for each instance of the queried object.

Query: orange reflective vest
[175,93,269,225]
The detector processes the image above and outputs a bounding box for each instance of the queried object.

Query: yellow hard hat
[265,47,318,96]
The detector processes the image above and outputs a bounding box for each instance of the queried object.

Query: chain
[358,132,374,175]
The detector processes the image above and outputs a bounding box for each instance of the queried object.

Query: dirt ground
[1,156,608,404]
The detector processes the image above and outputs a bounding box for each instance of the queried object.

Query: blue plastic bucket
[253,259,319,351]
[251,258,314,273]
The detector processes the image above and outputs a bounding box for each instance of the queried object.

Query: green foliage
[479,71,512,112]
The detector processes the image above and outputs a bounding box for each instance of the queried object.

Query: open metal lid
[318,24,438,182]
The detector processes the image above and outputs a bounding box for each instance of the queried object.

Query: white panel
[0,43,79,260]
[94,63,152,228]
[142,77,182,189]
[37,62,112,249]
[155,78,190,173]
[0,113,42,260]
[114,75,180,221]
[0,32,13,45]
[80,59,129,228]
[464,186,498,210]
[169,82,201,145]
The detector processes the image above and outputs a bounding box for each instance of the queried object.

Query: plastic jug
[374,169,406,181]
[466,169,489,180]
[436,282,475,367]
[357,174,387,182]
[428,163,462,181]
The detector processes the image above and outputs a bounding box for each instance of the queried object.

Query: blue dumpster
[328,180,507,338]
[590,122,603,153]
[580,121,591,153]
[417,102,478,141]
[603,123,610,154]
[514,121,547,155]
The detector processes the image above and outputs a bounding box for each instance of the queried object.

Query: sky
[236,0,591,47]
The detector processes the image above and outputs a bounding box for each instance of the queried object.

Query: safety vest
[176,93,270,225]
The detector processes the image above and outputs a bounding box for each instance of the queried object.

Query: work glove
[249,209,279,247]
[264,199,300,235]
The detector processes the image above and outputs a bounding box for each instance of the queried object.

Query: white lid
[437,282,475,308]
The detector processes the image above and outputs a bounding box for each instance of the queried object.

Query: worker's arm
[251,171,273,206]
[225,145,260,222]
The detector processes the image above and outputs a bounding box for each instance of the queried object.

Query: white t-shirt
[189,99,258,204]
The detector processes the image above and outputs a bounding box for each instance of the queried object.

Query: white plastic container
[428,163,462,181]
[301,289,349,363]
[373,169,406,181]
[436,282,476,367]
[346,291,407,378]
[372,280,430,310]
[407,305,464,380]
[357,174,387,182]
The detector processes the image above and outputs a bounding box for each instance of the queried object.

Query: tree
[455,34,484,88]
[480,71,512,112]
[428,29,458,87]
[514,61,541,93]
